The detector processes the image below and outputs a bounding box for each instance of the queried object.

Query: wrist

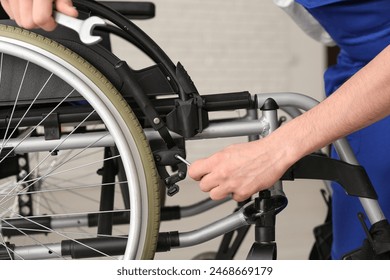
[265,120,312,168]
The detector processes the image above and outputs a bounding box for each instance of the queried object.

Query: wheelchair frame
[0,0,389,260]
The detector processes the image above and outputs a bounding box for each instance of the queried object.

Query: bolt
[20,194,30,203]
[21,206,30,216]
[18,157,27,167]
[18,169,28,179]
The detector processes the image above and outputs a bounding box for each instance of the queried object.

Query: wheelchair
[0,0,389,260]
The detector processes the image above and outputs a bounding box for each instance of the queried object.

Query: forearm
[272,44,390,163]
[189,41,390,201]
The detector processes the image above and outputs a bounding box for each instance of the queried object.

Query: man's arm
[189,44,390,201]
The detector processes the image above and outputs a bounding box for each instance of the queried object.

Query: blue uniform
[295,0,390,259]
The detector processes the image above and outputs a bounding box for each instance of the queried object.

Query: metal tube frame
[3,92,386,253]
[167,92,386,249]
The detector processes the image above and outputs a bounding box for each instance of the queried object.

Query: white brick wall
[111,0,325,100]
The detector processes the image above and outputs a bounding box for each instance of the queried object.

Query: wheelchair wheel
[0,25,160,259]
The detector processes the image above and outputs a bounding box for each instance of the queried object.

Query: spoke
[3,152,120,208]
[38,147,100,173]
[0,37,144,259]
[38,148,103,174]
[0,88,76,165]
[0,211,131,245]
[0,180,127,198]
[0,240,25,260]
[1,219,64,259]
[0,110,96,205]
[0,205,123,259]
[32,133,110,181]
[0,73,54,154]
[35,154,119,182]
[44,172,99,184]
[39,189,57,215]
[37,188,94,215]
[0,60,29,155]
[0,226,129,240]
[38,150,90,173]
[8,154,120,200]
[2,208,130,221]
[36,186,122,214]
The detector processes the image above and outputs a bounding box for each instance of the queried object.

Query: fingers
[188,140,284,202]
[205,178,256,202]
[33,0,77,31]
[55,0,77,17]
[31,0,57,31]
[189,154,246,201]
[188,157,213,181]
[188,156,229,200]
[1,0,77,31]
[209,187,230,201]
[208,184,253,202]
[1,0,18,21]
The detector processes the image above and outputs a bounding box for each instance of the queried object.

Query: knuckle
[198,181,209,192]
[234,188,250,202]
[209,190,224,201]
[219,169,229,180]
[20,18,35,29]
[33,13,52,26]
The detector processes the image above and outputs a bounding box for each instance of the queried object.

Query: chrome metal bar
[50,214,89,229]
[180,197,231,218]
[13,243,62,260]
[144,119,268,141]
[247,109,260,142]
[281,106,302,119]
[177,207,250,248]
[4,132,114,153]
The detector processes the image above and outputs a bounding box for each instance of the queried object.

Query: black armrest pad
[98,1,155,19]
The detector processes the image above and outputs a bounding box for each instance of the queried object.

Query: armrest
[98,1,155,19]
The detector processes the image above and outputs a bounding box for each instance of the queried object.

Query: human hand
[1,0,78,31]
[188,138,294,202]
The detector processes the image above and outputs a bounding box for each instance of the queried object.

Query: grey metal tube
[281,106,302,119]
[50,214,89,229]
[177,208,249,248]
[180,197,231,218]
[4,132,114,153]
[144,119,267,141]
[261,104,287,208]
[256,92,320,112]
[190,119,268,139]
[247,109,261,141]
[13,243,62,260]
